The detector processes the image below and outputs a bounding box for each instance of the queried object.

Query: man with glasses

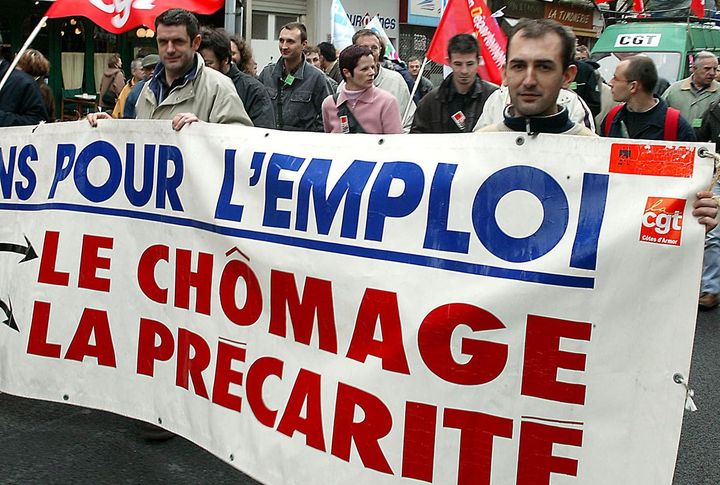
[602,55,695,141]
[349,29,415,132]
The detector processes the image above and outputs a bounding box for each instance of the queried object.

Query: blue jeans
[701,181,720,294]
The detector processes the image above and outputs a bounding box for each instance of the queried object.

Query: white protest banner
[0,120,712,484]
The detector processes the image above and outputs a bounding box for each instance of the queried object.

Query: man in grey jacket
[258,22,331,132]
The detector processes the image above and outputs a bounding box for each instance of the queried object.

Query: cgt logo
[640,197,685,246]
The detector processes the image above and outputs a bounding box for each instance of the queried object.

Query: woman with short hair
[321,44,402,134]
[17,49,54,122]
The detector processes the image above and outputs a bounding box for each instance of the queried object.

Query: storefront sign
[545,3,594,31]
[342,0,399,38]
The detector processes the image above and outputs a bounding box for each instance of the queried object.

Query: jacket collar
[436,74,486,102]
[148,53,202,102]
[227,62,242,82]
[336,85,377,106]
[680,76,720,93]
[374,65,387,86]
[615,95,666,123]
[502,105,575,134]
[271,54,308,80]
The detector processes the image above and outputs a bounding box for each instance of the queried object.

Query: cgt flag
[46,0,224,34]
[691,0,705,17]
[426,0,506,85]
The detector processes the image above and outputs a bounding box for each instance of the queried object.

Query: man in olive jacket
[411,34,497,133]
[136,10,251,128]
[89,9,251,130]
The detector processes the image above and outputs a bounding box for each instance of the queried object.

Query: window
[275,15,299,36]
[252,12,268,39]
[252,12,300,40]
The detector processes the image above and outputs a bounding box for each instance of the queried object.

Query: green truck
[591,21,720,83]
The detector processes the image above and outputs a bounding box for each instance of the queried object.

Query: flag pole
[0,16,48,94]
[403,57,429,123]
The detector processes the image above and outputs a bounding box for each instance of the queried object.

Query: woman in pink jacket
[322,45,402,134]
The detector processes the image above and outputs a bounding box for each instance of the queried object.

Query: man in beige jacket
[90,8,251,130]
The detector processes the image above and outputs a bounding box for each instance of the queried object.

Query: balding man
[602,55,695,141]
[663,50,720,135]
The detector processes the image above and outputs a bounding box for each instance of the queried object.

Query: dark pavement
[674,307,720,485]
[1,309,718,484]
[0,393,256,484]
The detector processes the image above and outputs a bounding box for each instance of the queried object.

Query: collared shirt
[150,55,199,104]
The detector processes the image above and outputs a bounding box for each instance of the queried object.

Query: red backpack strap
[664,107,680,141]
[604,104,624,137]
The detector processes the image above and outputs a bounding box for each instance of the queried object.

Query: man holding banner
[478,19,594,137]
[89,8,251,130]
[479,18,718,229]
[411,34,497,133]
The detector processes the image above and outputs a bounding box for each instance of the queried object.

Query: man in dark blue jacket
[0,50,48,127]
[602,55,695,142]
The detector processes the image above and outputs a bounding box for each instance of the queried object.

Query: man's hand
[171,113,201,131]
[87,112,112,127]
[693,190,719,233]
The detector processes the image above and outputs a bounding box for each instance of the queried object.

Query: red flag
[426,0,506,85]
[595,0,644,12]
[46,0,223,34]
[691,0,705,17]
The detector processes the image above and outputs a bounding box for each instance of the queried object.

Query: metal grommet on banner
[673,373,698,412]
[378,138,385,145]
[515,136,525,146]
[698,147,720,191]
[62,394,69,401]
[158,417,163,425]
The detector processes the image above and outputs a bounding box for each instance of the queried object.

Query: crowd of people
[1,9,720,310]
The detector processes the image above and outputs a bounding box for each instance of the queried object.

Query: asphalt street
[1,308,718,484]
[674,306,720,485]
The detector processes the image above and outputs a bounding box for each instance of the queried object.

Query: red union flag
[426,0,506,85]
[691,0,705,17]
[46,0,224,34]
